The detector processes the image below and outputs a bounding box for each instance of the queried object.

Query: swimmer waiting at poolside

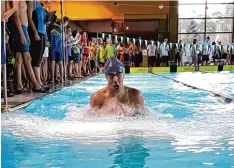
[89,57,145,117]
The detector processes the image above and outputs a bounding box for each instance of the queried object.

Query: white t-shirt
[147,44,157,56]
[160,42,169,56]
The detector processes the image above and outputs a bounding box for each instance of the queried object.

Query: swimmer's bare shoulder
[125,86,144,109]
[90,87,107,110]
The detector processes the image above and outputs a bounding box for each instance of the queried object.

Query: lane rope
[151,72,234,104]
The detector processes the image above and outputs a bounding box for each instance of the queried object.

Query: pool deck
[1,75,94,112]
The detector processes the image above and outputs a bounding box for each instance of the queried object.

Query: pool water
[2,72,234,168]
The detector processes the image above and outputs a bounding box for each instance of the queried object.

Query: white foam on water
[2,103,234,149]
[202,162,214,166]
[228,141,234,145]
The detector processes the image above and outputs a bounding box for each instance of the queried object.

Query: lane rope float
[151,72,234,104]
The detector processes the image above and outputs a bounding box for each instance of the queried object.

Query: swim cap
[104,57,123,75]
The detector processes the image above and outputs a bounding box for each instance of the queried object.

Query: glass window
[206,33,232,44]
[206,19,233,32]
[179,0,206,4]
[178,34,205,44]
[179,5,205,18]
[179,19,205,33]
[207,4,233,17]
[207,0,234,3]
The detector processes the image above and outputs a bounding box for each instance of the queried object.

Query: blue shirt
[33,1,46,34]
[50,23,62,50]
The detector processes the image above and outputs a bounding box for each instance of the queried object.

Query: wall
[71,19,168,34]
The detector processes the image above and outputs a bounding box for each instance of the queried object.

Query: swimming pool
[2,72,234,168]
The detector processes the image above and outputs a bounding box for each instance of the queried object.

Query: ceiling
[49,1,170,20]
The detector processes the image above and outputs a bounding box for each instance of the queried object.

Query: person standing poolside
[98,42,105,67]
[160,38,170,67]
[202,36,211,66]
[105,39,116,59]
[147,41,157,68]
[89,57,145,117]
[13,0,49,93]
[49,15,63,83]
[27,0,47,86]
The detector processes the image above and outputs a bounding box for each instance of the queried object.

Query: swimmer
[89,57,145,117]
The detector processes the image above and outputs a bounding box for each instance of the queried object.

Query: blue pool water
[2,72,234,168]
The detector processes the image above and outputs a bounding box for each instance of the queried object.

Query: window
[206,4,233,18]
[179,0,206,4]
[207,0,234,3]
[178,0,233,43]
[206,33,232,44]
[178,34,205,44]
[206,19,233,32]
[179,5,205,18]
[179,19,205,33]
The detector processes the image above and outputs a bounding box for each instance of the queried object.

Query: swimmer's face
[106,72,124,92]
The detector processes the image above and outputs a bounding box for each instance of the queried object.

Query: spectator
[97,42,106,67]
[27,1,47,86]
[66,26,73,79]
[202,36,211,66]
[71,30,82,78]
[105,38,115,59]
[147,41,157,68]
[189,39,198,66]
[175,40,183,66]
[49,15,67,83]
[80,31,90,76]
[135,40,142,67]
[13,0,49,93]
[128,39,136,67]
[160,38,170,67]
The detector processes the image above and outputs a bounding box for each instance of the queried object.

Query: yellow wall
[50,1,170,20]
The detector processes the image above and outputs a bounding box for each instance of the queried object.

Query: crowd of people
[1,1,234,99]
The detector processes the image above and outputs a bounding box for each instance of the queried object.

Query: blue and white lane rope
[151,72,234,104]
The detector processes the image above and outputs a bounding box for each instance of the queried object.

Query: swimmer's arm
[131,91,146,116]
[134,91,144,109]
[90,93,103,111]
